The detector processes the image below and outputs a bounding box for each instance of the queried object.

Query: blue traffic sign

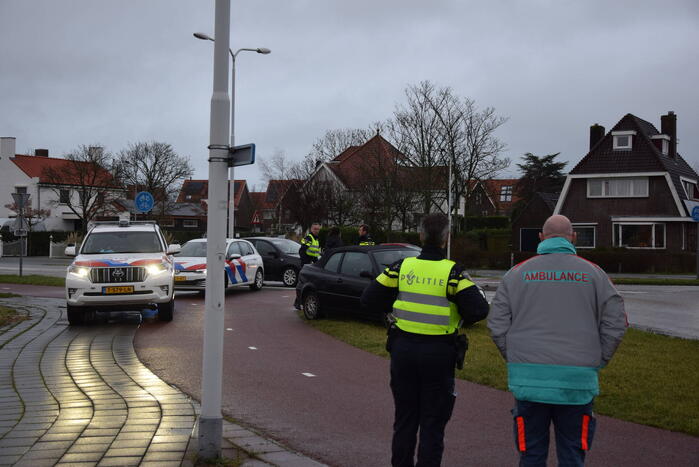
[692,206,699,222]
[135,191,155,213]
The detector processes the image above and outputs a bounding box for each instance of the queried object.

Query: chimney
[660,111,677,158]
[589,124,605,150]
[34,148,49,157]
[0,137,16,160]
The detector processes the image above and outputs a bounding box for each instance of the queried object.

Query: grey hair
[420,213,449,247]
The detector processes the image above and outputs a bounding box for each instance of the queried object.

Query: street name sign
[229,143,255,167]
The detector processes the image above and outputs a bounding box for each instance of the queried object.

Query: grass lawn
[304,315,699,437]
[0,305,28,327]
[0,274,65,287]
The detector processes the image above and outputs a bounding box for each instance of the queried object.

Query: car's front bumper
[66,273,174,307]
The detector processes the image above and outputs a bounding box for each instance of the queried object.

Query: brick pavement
[0,296,323,466]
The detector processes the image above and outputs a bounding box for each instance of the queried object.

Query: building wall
[511,196,553,251]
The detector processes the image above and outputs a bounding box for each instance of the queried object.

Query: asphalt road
[132,287,698,467]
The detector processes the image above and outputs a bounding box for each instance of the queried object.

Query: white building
[0,137,124,232]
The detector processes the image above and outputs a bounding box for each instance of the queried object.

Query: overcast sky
[2,0,698,192]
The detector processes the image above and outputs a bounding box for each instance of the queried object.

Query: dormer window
[612,130,636,150]
[681,177,698,200]
[500,185,512,202]
[651,135,671,155]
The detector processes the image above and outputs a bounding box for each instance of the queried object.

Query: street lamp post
[194,32,270,238]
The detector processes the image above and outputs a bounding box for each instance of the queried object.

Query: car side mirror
[228,253,242,260]
[167,244,181,255]
[269,251,279,258]
[65,246,76,257]
[359,270,374,279]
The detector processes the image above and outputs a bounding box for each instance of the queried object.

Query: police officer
[361,213,489,467]
[299,223,321,264]
[358,224,375,246]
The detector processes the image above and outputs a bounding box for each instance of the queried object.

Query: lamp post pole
[199,0,230,458]
[194,33,270,238]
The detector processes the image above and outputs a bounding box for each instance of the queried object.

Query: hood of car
[73,253,169,267]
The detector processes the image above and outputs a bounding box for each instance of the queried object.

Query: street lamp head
[193,32,214,41]
[256,48,271,54]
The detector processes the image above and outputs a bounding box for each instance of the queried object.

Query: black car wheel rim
[305,294,317,316]
[256,271,263,287]
[283,269,296,285]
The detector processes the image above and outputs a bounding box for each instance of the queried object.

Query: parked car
[295,244,420,321]
[64,220,181,325]
[173,238,264,293]
[244,237,303,287]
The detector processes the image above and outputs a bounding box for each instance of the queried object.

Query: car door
[335,251,373,313]
[225,241,244,286]
[317,251,343,309]
[235,240,258,284]
[253,240,280,280]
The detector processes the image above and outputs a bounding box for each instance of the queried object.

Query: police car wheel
[282,267,298,287]
[158,299,174,322]
[303,291,323,320]
[249,269,264,291]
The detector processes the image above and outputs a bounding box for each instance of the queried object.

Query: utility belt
[386,322,469,369]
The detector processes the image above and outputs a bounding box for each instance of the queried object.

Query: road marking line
[619,291,648,294]
[302,372,316,378]
[248,346,257,350]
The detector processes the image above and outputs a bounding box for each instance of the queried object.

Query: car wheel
[158,298,174,322]
[282,267,298,287]
[67,304,85,325]
[249,269,264,291]
[303,290,323,320]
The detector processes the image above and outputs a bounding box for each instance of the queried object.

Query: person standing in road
[299,223,321,264]
[361,213,489,467]
[325,225,344,252]
[358,223,375,246]
[488,214,627,467]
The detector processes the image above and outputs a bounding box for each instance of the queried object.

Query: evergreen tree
[515,152,567,202]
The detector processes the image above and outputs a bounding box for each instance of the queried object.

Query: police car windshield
[176,241,207,257]
[269,239,300,255]
[81,231,163,254]
[373,249,420,267]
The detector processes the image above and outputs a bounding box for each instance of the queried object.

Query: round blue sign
[692,206,699,222]
[135,191,155,213]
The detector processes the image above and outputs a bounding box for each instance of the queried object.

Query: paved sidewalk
[0,296,323,466]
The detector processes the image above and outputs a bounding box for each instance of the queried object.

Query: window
[324,253,343,273]
[15,186,27,194]
[263,210,273,220]
[682,179,698,200]
[613,223,665,249]
[661,139,669,155]
[183,219,198,228]
[500,186,512,202]
[612,131,635,150]
[340,252,373,278]
[81,232,163,254]
[227,242,242,257]
[573,225,595,248]
[238,241,254,256]
[59,189,70,204]
[587,177,648,198]
[254,241,276,256]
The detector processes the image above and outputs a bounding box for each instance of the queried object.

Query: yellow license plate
[175,276,186,282]
[103,286,134,294]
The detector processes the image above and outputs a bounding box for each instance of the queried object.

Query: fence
[1,239,27,257]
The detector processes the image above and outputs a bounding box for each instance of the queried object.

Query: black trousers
[390,334,456,467]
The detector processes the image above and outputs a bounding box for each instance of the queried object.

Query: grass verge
[0,306,28,327]
[611,278,699,286]
[304,315,699,436]
[0,274,65,287]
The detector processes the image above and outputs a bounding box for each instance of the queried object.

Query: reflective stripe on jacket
[392,257,462,335]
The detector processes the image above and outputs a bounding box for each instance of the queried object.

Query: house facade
[0,137,124,232]
[176,179,253,234]
[463,179,521,217]
[554,112,698,252]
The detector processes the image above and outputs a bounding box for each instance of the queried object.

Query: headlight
[146,263,168,276]
[68,265,90,278]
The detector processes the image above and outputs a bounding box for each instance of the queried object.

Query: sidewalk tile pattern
[0,297,324,466]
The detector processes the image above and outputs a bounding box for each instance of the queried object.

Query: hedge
[460,216,510,231]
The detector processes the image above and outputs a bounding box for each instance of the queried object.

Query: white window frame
[680,176,698,200]
[613,222,666,249]
[587,177,648,198]
[651,134,671,155]
[612,130,636,150]
[500,185,513,202]
[572,223,596,249]
[183,219,198,228]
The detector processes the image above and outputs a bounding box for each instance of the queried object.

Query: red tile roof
[177,179,248,207]
[12,154,118,187]
[324,134,406,188]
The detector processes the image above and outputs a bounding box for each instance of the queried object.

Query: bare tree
[260,148,294,182]
[42,145,123,233]
[115,141,193,216]
[3,202,50,233]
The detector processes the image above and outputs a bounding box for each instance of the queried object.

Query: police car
[173,238,264,293]
[65,221,181,325]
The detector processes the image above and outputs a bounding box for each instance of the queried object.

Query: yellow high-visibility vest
[392,257,461,335]
[302,234,320,258]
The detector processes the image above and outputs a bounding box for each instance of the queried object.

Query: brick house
[175,179,253,234]
[511,192,560,251]
[249,179,299,234]
[464,179,521,217]
[554,112,698,252]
